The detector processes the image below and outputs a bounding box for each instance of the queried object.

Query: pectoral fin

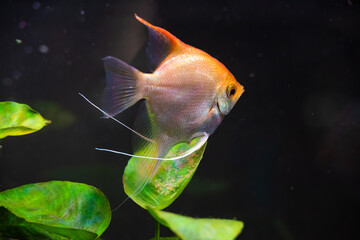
[95,133,208,161]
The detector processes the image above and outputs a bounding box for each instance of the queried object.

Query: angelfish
[80,15,244,201]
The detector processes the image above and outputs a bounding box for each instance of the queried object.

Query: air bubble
[38,45,49,54]
[32,2,41,10]
[18,20,27,29]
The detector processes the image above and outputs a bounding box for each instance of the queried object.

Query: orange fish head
[217,74,244,116]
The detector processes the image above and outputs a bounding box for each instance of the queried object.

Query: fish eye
[226,84,237,98]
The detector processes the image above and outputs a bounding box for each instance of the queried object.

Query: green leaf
[0,101,51,139]
[148,209,244,240]
[0,181,111,240]
[123,138,207,210]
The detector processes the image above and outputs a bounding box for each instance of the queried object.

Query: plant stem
[155,219,160,240]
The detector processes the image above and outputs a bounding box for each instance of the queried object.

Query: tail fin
[102,56,143,117]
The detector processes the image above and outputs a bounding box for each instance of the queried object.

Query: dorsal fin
[135,14,184,72]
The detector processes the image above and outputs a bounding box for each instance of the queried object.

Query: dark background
[0,0,359,239]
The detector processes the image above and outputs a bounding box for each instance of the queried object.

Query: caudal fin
[102,56,143,117]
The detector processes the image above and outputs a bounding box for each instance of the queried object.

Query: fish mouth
[216,101,226,118]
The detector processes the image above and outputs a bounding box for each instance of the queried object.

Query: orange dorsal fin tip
[134,14,152,28]
[134,14,184,71]
[134,14,181,48]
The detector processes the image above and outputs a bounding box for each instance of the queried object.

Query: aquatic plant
[149,209,243,240]
[123,138,207,210]
[0,102,243,239]
[122,138,243,239]
[0,101,50,139]
[0,181,111,240]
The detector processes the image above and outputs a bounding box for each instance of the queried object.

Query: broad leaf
[0,101,51,139]
[0,181,111,240]
[149,209,244,240]
[123,138,207,210]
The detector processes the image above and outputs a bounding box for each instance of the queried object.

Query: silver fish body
[100,15,244,201]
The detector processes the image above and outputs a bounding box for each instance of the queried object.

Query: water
[0,1,359,239]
